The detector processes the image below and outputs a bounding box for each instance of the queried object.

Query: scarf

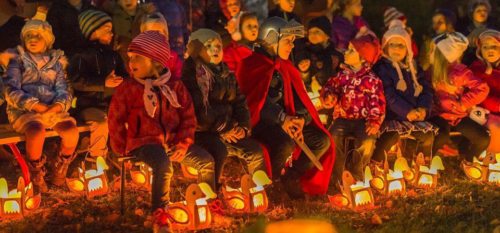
[134,70,181,118]
[384,55,423,97]
[195,62,215,110]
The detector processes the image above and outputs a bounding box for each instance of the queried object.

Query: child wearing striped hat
[108,31,215,231]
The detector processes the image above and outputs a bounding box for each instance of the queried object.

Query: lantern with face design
[328,167,375,210]
[222,170,272,213]
[0,177,41,218]
[66,156,109,198]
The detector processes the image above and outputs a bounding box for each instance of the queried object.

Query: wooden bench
[0,124,91,145]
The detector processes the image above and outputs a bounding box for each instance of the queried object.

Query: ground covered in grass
[0,156,498,233]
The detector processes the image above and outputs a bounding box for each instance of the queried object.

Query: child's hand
[105,70,123,88]
[320,94,337,109]
[170,146,188,162]
[45,104,63,114]
[282,116,305,141]
[32,103,49,113]
[365,123,379,136]
[415,107,427,121]
[406,109,420,122]
[0,52,15,68]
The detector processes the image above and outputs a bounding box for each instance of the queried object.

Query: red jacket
[433,63,489,125]
[322,65,386,127]
[236,52,336,195]
[168,51,183,81]
[108,78,196,155]
[470,60,500,114]
[223,41,253,73]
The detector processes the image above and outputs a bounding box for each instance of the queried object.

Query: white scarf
[134,70,181,118]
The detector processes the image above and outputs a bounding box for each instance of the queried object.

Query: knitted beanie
[476,29,500,74]
[308,16,331,36]
[78,10,112,40]
[187,29,221,58]
[382,20,422,96]
[350,35,381,65]
[140,12,169,37]
[128,31,171,68]
[21,19,55,49]
[384,7,406,28]
[433,32,469,63]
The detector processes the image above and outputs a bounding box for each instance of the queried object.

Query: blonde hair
[431,48,451,89]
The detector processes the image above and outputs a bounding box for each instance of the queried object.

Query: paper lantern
[222,170,272,214]
[66,156,109,198]
[328,168,375,210]
[130,162,153,190]
[0,177,41,218]
[462,152,500,185]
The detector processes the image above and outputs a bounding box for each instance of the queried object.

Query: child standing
[183,28,265,190]
[223,12,259,73]
[321,35,385,185]
[68,10,127,160]
[429,32,490,163]
[372,24,435,163]
[4,19,79,193]
[108,31,215,217]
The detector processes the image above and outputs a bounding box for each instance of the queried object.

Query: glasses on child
[388,43,406,49]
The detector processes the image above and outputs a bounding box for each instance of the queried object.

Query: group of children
[0,0,498,231]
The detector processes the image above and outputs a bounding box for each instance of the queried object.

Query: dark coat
[182,58,250,134]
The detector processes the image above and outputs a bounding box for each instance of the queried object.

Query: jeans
[372,130,434,162]
[129,143,215,210]
[195,132,265,188]
[329,119,376,186]
[430,116,490,162]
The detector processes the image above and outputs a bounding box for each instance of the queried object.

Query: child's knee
[57,121,80,143]
[25,121,46,137]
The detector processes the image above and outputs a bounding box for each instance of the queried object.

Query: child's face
[274,34,295,60]
[226,0,241,17]
[480,37,500,64]
[386,37,407,63]
[432,14,447,34]
[344,43,362,66]
[298,59,311,72]
[346,0,363,17]
[473,5,488,24]
[241,17,259,42]
[91,22,113,45]
[279,0,295,13]
[200,38,223,65]
[308,27,329,45]
[118,0,138,13]
[128,52,155,78]
[24,31,47,54]
[142,22,168,38]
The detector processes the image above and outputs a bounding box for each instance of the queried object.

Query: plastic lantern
[66,156,109,199]
[222,170,272,214]
[0,177,41,218]
[167,182,217,231]
[328,168,375,210]
[462,152,500,185]
[130,162,153,190]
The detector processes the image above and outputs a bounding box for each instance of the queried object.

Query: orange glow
[370,177,384,190]
[227,197,246,210]
[3,200,20,214]
[186,166,199,176]
[464,165,483,180]
[354,190,372,207]
[66,179,85,192]
[387,180,404,194]
[170,207,189,224]
[328,194,349,208]
[417,173,434,188]
[130,171,146,185]
[252,193,265,208]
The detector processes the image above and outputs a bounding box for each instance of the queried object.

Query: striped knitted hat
[384,7,406,28]
[78,10,112,39]
[128,31,171,68]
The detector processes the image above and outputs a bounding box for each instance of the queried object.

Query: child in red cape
[236,17,336,197]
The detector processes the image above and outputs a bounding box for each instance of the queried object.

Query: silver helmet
[258,17,305,46]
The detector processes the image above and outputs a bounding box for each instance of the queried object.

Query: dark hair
[239,12,258,29]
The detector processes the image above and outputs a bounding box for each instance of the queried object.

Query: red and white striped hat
[128,31,171,68]
[384,7,406,28]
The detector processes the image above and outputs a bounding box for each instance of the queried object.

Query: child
[383,7,418,58]
[108,31,215,218]
[4,19,79,193]
[429,32,490,164]
[295,49,314,93]
[68,10,127,160]
[304,16,343,86]
[321,35,385,185]
[182,28,265,190]
[372,24,435,163]
[269,0,301,23]
[223,11,259,73]
[139,12,183,80]
[207,0,243,47]
[331,0,374,51]
[470,29,500,152]
[236,17,335,198]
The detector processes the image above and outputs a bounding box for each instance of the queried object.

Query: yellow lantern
[222,170,272,214]
[0,177,41,218]
[412,155,444,189]
[66,156,109,199]
[462,152,500,185]
[180,164,199,180]
[328,168,375,210]
[167,182,217,231]
[130,162,153,190]
[370,156,409,196]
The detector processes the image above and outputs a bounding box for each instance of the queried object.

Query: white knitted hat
[433,32,469,63]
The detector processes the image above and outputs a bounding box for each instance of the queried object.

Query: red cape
[236,52,336,195]
[223,41,253,73]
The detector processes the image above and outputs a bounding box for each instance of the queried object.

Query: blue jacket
[4,46,72,124]
[373,57,433,121]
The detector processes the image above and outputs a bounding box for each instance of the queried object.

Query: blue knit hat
[78,10,112,39]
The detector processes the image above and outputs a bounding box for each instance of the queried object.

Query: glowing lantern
[167,182,217,231]
[66,156,109,199]
[0,177,41,218]
[222,170,272,214]
[409,154,444,189]
[370,154,409,196]
[130,162,153,190]
[328,168,375,210]
[180,164,199,180]
[462,152,500,185]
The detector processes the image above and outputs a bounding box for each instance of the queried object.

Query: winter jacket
[108,77,196,155]
[373,57,433,121]
[68,41,128,111]
[182,58,250,133]
[268,7,301,23]
[223,41,253,73]
[470,60,500,113]
[4,46,72,124]
[331,15,369,51]
[168,50,183,81]
[321,65,386,127]
[151,0,188,58]
[47,0,94,58]
[432,63,489,125]
[304,41,343,86]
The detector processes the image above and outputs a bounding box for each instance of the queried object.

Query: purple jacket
[331,15,369,51]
